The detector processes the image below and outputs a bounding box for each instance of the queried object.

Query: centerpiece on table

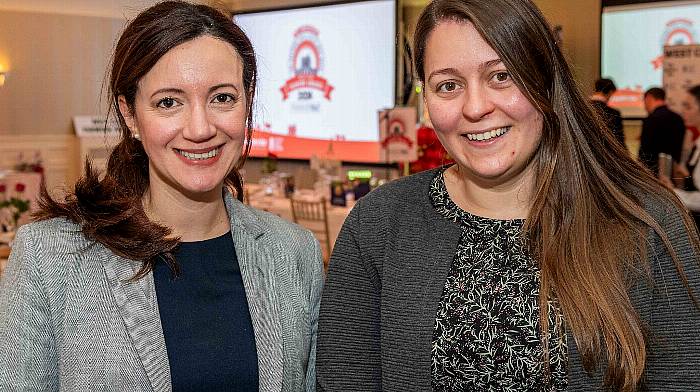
[0,183,31,233]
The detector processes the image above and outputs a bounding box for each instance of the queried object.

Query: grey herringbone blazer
[0,193,323,392]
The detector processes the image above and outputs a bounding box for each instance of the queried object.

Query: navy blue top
[153,231,259,392]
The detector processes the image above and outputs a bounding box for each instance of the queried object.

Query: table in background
[247,187,352,248]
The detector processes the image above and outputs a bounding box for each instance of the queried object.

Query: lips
[462,126,511,141]
[175,145,222,161]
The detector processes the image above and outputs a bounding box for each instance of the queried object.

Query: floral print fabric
[430,169,568,391]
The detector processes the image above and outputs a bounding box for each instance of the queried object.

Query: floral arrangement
[14,151,44,176]
[0,183,31,232]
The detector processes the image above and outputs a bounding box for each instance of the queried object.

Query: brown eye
[437,82,458,93]
[494,72,510,82]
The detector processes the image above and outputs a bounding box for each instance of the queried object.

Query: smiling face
[119,35,247,199]
[423,20,543,186]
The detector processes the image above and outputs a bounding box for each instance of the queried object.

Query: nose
[182,102,216,142]
[462,84,495,122]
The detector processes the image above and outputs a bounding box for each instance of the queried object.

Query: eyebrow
[427,59,504,82]
[150,83,240,99]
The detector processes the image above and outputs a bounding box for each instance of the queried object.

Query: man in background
[638,87,686,175]
[590,78,626,150]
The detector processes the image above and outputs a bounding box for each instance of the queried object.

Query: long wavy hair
[36,1,257,280]
[414,0,700,390]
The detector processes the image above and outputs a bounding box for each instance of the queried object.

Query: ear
[117,95,138,136]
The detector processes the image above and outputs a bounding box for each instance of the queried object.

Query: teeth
[177,148,219,160]
[465,126,510,141]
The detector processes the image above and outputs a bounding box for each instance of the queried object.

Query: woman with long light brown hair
[317,0,700,390]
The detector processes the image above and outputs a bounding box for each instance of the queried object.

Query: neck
[443,164,535,220]
[590,92,608,103]
[143,181,230,242]
[649,101,665,112]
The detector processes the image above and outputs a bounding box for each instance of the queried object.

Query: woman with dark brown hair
[317,0,700,391]
[0,2,322,391]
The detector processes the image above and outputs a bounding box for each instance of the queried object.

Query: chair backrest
[289,197,331,268]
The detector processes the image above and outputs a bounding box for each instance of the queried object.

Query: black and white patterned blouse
[430,169,568,391]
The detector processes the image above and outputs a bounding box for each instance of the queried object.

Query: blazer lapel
[226,194,284,392]
[101,248,171,392]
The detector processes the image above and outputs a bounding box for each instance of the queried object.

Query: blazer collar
[100,250,170,392]
[102,191,284,392]
[224,191,285,391]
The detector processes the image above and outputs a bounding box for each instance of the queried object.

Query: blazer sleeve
[641,206,700,390]
[0,227,59,392]
[305,234,324,392]
[316,203,382,391]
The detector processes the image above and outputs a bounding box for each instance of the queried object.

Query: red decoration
[0,184,5,193]
[15,183,26,193]
[404,125,453,174]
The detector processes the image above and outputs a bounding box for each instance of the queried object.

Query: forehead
[138,35,243,91]
[424,19,500,72]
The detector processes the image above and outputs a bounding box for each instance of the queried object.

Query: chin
[177,178,224,196]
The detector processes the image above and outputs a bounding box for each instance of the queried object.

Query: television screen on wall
[602,0,700,117]
[235,0,396,162]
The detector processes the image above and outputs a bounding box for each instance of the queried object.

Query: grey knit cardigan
[317,168,700,391]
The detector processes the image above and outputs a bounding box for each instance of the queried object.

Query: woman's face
[119,35,247,198]
[423,20,543,186]
[681,92,700,128]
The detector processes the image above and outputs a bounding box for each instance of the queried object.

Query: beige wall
[535,0,601,96]
[0,10,124,136]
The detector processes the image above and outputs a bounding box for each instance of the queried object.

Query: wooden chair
[289,197,331,269]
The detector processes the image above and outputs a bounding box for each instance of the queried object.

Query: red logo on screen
[381,118,413,148]
[651,19,698,70]
[280,26,334,101]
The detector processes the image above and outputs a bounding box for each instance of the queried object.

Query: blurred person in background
[0,2,322,391]
[590,77,626,150]
[317,0,700,391]
[664,85,700,230]
[638,87,686,174]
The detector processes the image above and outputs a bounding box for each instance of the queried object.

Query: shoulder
[5,218,95,295]
[226,197,319,260]
[636,190,699,292]
[336,168,444,243]
[640,191,688,232]
[353,167,439,212]
[241,201,313,240]
[14,217,89,253]
[227,198,324,301]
